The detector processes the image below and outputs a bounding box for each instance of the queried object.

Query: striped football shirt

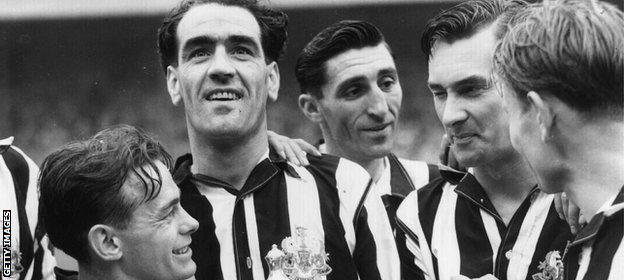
[0,138,56,280]
[395,168,573,280]
[173,148,390,280]
[361,154,439,280]
[563,186,624,280]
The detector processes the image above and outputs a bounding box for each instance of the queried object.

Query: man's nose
[441,94,469,129]
[180,206,199,235]
[366,87,390,122]
[208,47,235,83]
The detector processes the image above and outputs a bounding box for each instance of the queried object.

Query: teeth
[173,246,189,255]
[207,91,240,101]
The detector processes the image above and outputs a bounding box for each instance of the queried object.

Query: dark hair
[495,0,624,119]
[157,0,288,72]
[39,125,173,263]
[294,20,387,98]
[421,0,527,57]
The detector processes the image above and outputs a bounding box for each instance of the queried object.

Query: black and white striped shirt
[361,154,438,280]
[395,168,572,280]
[0,138,55,280]
[563,186,624,280]
[173,149,389,280]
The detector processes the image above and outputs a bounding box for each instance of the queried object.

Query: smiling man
[38,125,199,280]
[394,1,572,279]
[495,0,624,279]
[294,20,438,280]
[158,1,381,280]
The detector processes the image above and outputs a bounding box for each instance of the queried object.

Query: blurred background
[1,0,621,165]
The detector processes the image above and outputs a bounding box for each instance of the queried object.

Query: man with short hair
[495,0,624,278]
[158,1,381,279]
[294,20,438,280]
[38,125,199,280]
[395,1,572,279]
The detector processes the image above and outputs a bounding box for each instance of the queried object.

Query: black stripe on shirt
[455,194,494,277]
[582,209,623,279]
[253,173,291,278]
[305,155,359,280]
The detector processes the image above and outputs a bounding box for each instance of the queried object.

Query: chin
[453,151,481,168]
[363,144,392,159]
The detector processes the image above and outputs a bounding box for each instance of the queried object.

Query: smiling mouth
[173,246,191,255]
[362,123,391,132]
[451,133,477,145]
[205,91,242,101]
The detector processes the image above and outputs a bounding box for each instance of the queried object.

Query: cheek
[388,95,402,114]
[433,99,445,122]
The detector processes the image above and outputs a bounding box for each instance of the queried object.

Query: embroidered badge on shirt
[532,250,563,280]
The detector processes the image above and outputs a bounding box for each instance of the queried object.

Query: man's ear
[266,62,280,102]
[166,66,182,106]
[527,91,554,142]
[88,225,123,262]
[298,93,323,123]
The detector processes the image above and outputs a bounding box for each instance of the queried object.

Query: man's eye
[460,85,489,96]
[190,49,210,59]
[432,91,447,99]
[379,77,396,91]
[165,206,178,219]
[343,87,363,98]
[232,47,252,57]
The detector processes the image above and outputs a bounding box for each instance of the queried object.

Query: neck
[188,126,269,190]
[559,122,624,218]
[473,150,537,201]
[78,262,122,280]
[324,143,386,182]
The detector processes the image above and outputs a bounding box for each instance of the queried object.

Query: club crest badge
[265,226,332,280]
[532,250,564,280]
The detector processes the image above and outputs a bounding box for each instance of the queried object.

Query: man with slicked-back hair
[395,1,572,279]
[157,1,382,279]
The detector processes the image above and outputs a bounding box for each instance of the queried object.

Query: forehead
[428,25,498,87]
[324,44,396,84]
[176,3,261,46]
[123,161,178,210]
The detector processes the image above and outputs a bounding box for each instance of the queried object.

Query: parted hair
[495,0,624,119]
[157,0,288,73]
[421,0,527,57]
[39,125,173,263]
[294,20,387,98]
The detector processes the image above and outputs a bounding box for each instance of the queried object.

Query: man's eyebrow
[428,75,490,92]
[427,82,445,92]
[450,75,490,90]
[378,68,398,77]
[228,35,259,48]
[157,190,180,215]
[336,76,367,94]
[181,36,215,57]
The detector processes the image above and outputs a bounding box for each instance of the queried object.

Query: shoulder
[306,153,370,181]
[393,156,440,188]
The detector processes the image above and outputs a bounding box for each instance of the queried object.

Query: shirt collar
[172,144,300,193]
[0,136,14,154]
[447,167,540,224]
[571,186,624,247]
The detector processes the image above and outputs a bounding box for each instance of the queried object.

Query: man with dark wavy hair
[495,0,624,278]
[294,20,439,280]
[394,1,572,279]
[157,1,380,279]
[39,125,199,280]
